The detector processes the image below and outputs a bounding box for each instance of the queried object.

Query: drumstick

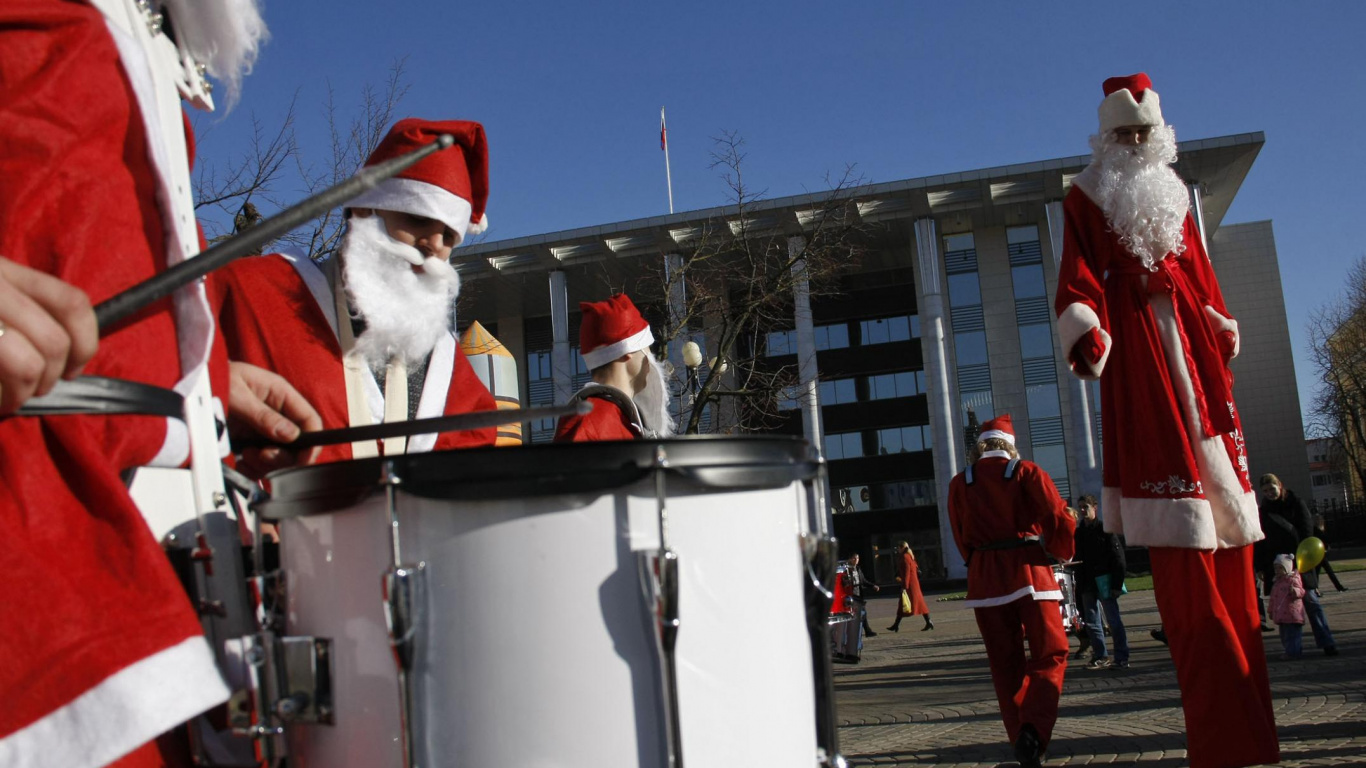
[94,134,457,331]
[235,400,592,451]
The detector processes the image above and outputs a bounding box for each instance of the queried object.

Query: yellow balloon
[1296,537,1326,574]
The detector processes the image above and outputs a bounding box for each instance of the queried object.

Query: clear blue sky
[196,0,1366,428]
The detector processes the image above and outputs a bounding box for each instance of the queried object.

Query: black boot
[922,616,935,631]
[1014,723,1044,768]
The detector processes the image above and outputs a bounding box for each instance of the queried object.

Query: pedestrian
[887,542,933,632]
[1268,554,1306,660]
[847,553,880,637]
[554,292,674,442]
[1053,73,1276,767]
[1074,495,1130,669]
[216,119,500,462]
[948,415,1076,768]
[1255,473,1338,656]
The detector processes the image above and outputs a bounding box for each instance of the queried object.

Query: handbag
[899,589,914,614]
[1095,573,1128,597]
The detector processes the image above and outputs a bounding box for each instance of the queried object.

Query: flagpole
[662,106,674,214]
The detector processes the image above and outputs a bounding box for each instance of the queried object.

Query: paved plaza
[834,566,1366,767]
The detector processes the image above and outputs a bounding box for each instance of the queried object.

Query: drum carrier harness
[962,457,1042,565]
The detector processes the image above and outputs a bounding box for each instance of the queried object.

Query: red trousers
[1150,546,1279,768]
[973,597,1069,748]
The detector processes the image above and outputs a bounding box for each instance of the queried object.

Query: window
[944,233,975,252]
[1011,264,1046,299]
[1026,382,1062,419]
[947,273,981,307]
[1007,225,1040,246]
[814,323,850,351]
[1032,445,1069,486]
[875,425,928,455]
[824,432,864,460]
[835,480,936,513]
[955,331,988,366]
[859,316,914,345]
[527,352,552,381]
[818,378,858,405]
[767,330,795,356]
[1018,323,1054,360]
[961,390,995,425]
[868,371,921,400]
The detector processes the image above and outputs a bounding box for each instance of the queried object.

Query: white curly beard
[340,215,460,367]
[161,0,268,110]
[1089,124,1189,270]
[634,353,676,438]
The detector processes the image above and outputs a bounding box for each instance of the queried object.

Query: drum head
[259,435,817,519]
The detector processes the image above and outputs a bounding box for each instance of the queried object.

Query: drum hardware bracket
[637,446,684,768]
[384,562,426,768]
[800,532,846,768]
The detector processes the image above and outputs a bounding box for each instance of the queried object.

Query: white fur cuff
[1057,302,1111,380]
[1204,305,1240,360]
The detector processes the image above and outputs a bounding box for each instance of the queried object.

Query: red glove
[1217,330,1237,362]
[1069,328,1105,370]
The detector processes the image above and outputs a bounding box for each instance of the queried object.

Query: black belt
[10,376,184,419]
[975,535,1041,551]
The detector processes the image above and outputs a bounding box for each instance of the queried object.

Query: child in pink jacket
[1268,554,1306,660]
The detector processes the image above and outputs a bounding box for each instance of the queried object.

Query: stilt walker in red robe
[1054,73,1277,767]
[948,415,1075,768]
[216,119,498,463]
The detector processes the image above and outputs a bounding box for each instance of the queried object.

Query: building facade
[451,132,1308,583]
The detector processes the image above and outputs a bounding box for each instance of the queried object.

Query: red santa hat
[978,414,1016,445]
[347,118,489,245]
[1098,73,1165,134]
[579,293,654,370]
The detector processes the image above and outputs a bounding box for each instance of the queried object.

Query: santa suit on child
[554,293,671,442]
[215,120,497,462]
[948,415,1075,759]
[1054,74,1276,768]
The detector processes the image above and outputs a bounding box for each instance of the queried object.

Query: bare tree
[1307,255,1366,503]
[631,132,866,434]
[192,60,410,260]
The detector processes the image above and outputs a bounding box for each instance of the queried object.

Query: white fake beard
[162,0,268,110]
[341,215,460,367]
[634,353,676,438]
[1089,124,1189,270]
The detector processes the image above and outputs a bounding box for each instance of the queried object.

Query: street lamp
[682,341,703,398]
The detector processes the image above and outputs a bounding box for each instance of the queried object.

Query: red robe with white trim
[1055,179,1260,550]
[214,253,497,463]
[948,454,1075,606]
[0,0,227,761]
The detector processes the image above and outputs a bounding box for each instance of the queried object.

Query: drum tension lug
[197,599,227,618]
[191,531,215,576]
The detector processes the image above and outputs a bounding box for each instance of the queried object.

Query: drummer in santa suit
[947,415,1075,768]
[554,293,675,442]
[215,119,499,463]
[0,0,321,766]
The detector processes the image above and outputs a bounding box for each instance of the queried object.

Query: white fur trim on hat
[978,429,1015,445]
[1058,301,1112,380]
[1099,87,1164,133]
[581,325,654,370]
[348,177,473,245]
[467,215,488,236]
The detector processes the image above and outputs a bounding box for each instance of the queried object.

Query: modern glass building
[450,131,1308,583]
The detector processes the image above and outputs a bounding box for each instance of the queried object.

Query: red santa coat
[554,394,640,442]
[1055,173,1259,550]
[948,453,1076,607]
[1,1,228,763]
[214,252,497,462]
[895,552,930,616]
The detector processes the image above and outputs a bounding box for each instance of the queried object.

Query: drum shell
[273,438,820,768]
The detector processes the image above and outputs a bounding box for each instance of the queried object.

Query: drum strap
[569,383,644,435]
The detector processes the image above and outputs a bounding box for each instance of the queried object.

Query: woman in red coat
[888,541,934,631]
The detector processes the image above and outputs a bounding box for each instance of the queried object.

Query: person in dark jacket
[1074,495,1130,668]
[1253,474,1338,656]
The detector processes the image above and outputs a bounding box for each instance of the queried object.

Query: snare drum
[260,436,825,768]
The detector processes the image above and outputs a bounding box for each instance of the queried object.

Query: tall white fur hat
[1098,73,1164,133]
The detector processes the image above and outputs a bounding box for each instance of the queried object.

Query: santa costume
[0,0,256,764]
[947,415,1074,763]
[1054,74,1277,767]
[216,119,497,462]
[554,293,670,442]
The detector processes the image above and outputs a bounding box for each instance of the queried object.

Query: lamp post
[682,341,702,431]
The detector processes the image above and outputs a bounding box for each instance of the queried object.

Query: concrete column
[1188,182,1209,255]
[549,270,573,404]
[498,313,527,406]
[1045,200,1101,498]
[790,236,823,454]
[914,218,965,580]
